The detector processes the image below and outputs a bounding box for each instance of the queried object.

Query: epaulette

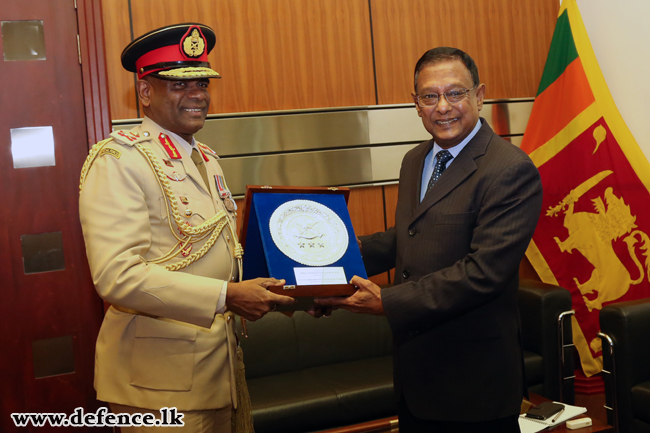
[109,129,150,146]
[197,142,219,159]
[80,137,120,191]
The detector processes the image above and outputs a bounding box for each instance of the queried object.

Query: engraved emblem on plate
[183,29,205,57]
[269,199,348,266]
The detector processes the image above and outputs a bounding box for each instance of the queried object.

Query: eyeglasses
[416,87,477,107]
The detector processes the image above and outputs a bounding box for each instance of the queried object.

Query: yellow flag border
[566,0,650,190]
[527,0,650,376]
[525,240,558,285]
[528,102,599,167]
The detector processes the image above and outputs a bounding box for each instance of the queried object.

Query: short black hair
[413,47,480,92]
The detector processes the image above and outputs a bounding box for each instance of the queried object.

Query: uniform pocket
[130,315,197,391]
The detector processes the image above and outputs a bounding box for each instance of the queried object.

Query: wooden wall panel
[0,1,107,427]
[348,186,389,286]
[371,0,559,104]
[383,184,399,284]
[78,0,112,146]
[101,0,135,121]
[383,184,399,229]
[102,0,376,120]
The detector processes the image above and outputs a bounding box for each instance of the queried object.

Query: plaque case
[240,186,367,304]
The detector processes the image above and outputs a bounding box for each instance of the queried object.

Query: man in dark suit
[316,47,543,432]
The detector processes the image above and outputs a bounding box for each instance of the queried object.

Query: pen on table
[552,406,566,423]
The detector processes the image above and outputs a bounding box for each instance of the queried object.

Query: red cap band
[135,45,209,79]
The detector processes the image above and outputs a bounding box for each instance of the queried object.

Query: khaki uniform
[79,117,240,412]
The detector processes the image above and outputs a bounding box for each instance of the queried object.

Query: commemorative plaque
[269,199,349,267]
[240,186,367,308]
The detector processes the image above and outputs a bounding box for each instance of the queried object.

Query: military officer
[79,23,294,432]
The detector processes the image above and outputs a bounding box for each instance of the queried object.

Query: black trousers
[398,396,521,433]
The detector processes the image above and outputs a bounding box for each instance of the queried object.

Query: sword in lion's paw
[546,170,614,217]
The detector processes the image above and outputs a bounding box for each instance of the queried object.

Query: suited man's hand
[226,278,296,321]
[314,275,384,315]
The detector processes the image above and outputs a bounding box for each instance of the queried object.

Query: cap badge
[183,28,205,58]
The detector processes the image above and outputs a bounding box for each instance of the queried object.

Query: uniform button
[403,270,410,279]
[227,315,232,323]
[231,276,236,282]
[408,228,416,236]
[185,209,192,216]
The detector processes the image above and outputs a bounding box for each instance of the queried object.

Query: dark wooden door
[0,1,107,431]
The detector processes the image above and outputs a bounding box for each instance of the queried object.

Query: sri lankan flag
[522,0,650,376]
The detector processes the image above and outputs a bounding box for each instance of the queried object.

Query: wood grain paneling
[383,184,399,229]
[348,186,385,238]
[101,0,136,121]
[383,184,399,284]
[79,0,112,145]
[370,0,559,104]
[103,0,376,120]
[0,1,106,428]
[348,186,389,286]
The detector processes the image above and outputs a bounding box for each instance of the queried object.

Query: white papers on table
[518,402,587,433]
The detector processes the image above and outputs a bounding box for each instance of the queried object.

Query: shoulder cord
[79,138,113,192]
[79,139,244,276]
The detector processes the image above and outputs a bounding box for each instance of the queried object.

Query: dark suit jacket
[361,119,543,422]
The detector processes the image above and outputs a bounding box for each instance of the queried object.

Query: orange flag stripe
[521,57,595,154]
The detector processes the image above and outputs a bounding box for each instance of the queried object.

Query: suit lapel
[403,140,434,216]
[411,120,493,224]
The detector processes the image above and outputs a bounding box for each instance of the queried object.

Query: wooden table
[528,393,614,433]
[316,393,614,433]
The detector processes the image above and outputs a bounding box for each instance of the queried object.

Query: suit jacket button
[408,228,416,236]
[402,270,410,279]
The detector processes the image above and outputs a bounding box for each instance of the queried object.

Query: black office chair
[599,298,650,433]
[518,279,576,404]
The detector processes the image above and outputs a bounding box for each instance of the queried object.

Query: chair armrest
[600,298,650,433]
[518,279,574,403]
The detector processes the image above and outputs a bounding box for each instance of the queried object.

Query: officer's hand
[315,276,385,315]
[226,278,296,321]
